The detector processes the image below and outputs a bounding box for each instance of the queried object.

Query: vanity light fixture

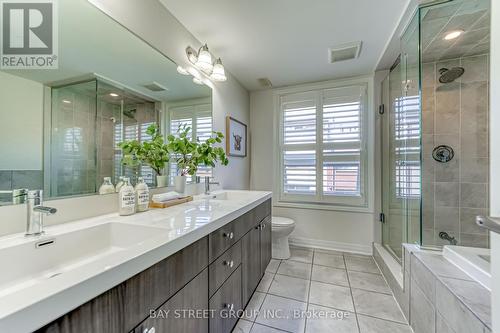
[192,77,204,85]
[109,93,119,97]
[176,65,189,75]
[185,44,227,82]
[444,30,464,40]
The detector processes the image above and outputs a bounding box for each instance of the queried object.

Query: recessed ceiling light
[62,99,71,104]
[109,93,119,97]
[444,30,464,40]
[176,66,189,75]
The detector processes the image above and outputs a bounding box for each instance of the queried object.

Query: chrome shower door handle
[476,216,500,234]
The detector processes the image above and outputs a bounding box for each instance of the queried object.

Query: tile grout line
[303,249,315,333]
[344,253,362,333]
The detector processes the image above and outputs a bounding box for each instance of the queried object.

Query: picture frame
[226,116,247,157]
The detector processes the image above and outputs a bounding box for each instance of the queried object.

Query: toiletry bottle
[118,177,136,216]
[115,176,125,193]
[99,177,115,195]
[135,177,150,212]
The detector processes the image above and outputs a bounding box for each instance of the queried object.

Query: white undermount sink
[0,222,165,297]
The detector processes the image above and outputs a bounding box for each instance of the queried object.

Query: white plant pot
[174,176,186,193]
[156,175,168,188]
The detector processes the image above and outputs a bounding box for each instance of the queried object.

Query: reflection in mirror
[0,0,211,205]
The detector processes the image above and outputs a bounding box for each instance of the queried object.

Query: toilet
[271,216,296,259]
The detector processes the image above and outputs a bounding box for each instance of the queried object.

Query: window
[278,83,369,208]
[394,95,421,199]
[169,103,212,183]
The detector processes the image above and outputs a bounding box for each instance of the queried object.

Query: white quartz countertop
[0,190,272,333]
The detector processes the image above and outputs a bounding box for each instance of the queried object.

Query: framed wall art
[226,116,247,157]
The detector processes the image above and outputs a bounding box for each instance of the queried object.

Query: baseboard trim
[289,237,372,255]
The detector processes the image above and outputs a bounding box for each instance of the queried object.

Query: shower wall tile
[461,158,488,183]
[460,233,488,248]
[434,207,459,232]
[422,110,435,134]
[461,82,488,134]
[0,171,12,189]
[460,183,488,208]
[460,208,488,234]
[11,170,43,189]
[434,158,459,182]
[435,182,459,207]
[422,158,435,182]
[461,55,489,82]
[461,131,488,158]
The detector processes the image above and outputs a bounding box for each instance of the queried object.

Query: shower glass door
[381,13,421,262]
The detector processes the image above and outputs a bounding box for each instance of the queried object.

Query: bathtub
[443,245,491,291]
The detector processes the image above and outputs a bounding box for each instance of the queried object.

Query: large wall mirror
[0,0,212,206]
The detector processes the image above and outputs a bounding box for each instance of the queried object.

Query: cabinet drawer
[209,266,242,333]
[209,222,237,262]
[209,240,242,296]
[134,268,208,333]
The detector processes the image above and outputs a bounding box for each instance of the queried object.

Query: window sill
[274,201,374,214]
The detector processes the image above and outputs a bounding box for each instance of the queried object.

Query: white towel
[152,191,181,203]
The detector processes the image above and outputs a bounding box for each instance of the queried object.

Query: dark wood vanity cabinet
[133,269,209,333]
[37,199,271,333]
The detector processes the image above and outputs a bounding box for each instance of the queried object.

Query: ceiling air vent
[257,78,273,88]
[142,82,168,92]
[329,41,362,63]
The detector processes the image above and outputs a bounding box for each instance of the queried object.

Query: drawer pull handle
[224,303,234,311]
[223,232,234,239]
[224,260,234,268]
[143,327,155,333]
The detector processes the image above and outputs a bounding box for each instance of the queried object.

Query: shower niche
[381,0,490,260]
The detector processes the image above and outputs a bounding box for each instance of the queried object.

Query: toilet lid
[272,216,295,226]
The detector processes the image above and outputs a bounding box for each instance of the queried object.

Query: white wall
[250,78,377,254]
[88,0,250,190]
[489,0,500,330]
[0,71,43,170]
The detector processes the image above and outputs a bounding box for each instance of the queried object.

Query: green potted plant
[167,125,229,192]
[118,124,170,187]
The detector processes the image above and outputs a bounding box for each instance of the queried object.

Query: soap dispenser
[135,177,150,212]
[115,176,125,193]
[118,177,136,216]
[99,177,115,195]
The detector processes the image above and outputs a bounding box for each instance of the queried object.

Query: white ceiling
[160,0,409,90]
[2,0,210,102]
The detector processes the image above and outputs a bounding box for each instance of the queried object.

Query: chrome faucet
[26,190,57,236]
[204,177,220,195]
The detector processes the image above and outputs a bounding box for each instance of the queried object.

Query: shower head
[438,67,465,83]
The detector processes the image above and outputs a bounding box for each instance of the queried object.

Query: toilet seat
[272,216,295,227]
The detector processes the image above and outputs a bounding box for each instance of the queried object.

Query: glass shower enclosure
[48,79,159,198]
[381,0,490,261]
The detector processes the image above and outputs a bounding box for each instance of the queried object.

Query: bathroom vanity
[0,191,271,333]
